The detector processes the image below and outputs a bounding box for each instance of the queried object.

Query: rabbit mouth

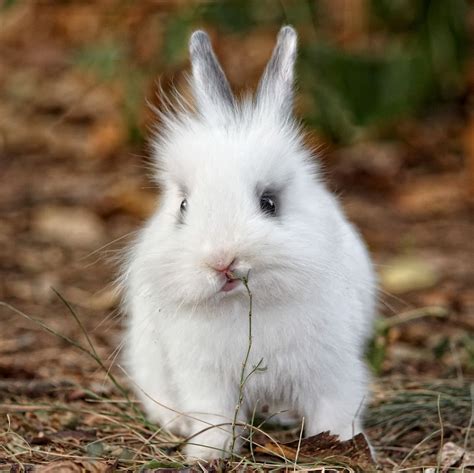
[221,278,240,292]
[217,268,245,293]
[220,267,247,293]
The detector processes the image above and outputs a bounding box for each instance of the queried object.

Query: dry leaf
[332,142,402,191]
[380,256,439,294]
[395,174,465,216]
[33,206,105,248]
[88,120,125,159]
[462,451,474,468]
[255,431,375,471]
[102,180,157,218]
[440,441,474,471]
[35,460,116,473]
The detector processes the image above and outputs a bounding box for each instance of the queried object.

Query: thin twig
[293,416,305,471]
[436,394,444,472]
[230,273,255,458]
[248,402,259,464]
[464,383,474,452]
[382,306,448,329]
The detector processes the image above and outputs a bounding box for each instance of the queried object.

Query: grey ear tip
[280,25,296,35]
[278,25,297,44]
[189,30,211,54]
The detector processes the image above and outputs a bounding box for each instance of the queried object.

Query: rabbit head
[141,27,337,312]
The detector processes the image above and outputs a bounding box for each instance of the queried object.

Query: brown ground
[0,3,473,472]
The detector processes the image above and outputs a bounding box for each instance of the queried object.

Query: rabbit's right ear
[189,31,235,118]
[256,26,297,118]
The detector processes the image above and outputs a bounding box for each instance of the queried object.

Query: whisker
[80,231,138,262]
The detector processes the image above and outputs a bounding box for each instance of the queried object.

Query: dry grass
[1,290,472,472]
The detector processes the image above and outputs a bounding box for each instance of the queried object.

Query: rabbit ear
[256,26,297,117]
[189,30,235,117]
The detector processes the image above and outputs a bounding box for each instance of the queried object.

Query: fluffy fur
[123,26,376,461]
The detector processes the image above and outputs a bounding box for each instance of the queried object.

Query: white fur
[122,27,376,461]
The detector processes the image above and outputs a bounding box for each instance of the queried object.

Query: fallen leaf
[255,431,375,471]
[395,174,465,217]
[33,206,105,248]
[440,441,474,472]
[102,180,157,218]
[87,119,125,159]
[462,450,474,468]
[380,256,440,294]
[440,441,465,470]
[35,460,116,473]
[332,142,403,192]
[30,429,94,447]
[86,440,105,457]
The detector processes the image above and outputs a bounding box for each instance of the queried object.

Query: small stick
[230,273,254,459]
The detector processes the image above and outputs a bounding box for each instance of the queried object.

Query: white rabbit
[123,26,376,461]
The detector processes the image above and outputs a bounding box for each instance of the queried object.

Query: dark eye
[180,198,188,213]
[260,193,277,216]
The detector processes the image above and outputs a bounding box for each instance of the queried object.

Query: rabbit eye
[180,198,188,213]
[260,193,277,216]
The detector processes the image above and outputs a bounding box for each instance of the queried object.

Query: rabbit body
[123,27,376,461]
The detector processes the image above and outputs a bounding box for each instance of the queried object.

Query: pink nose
[210,258,236,273]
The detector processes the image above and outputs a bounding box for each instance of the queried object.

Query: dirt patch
[0,2,473,471]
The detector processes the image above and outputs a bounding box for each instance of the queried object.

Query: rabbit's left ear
[256,26,297,117]
[189,31,235,117]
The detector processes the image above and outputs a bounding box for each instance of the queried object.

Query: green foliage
[299,41,438,140]
[73,42,125,82]
[1,0,17,11]
[73,0,469,145]
[162,0,468,143]
[199,0,258,32]
[73,41,145,144]
[162,10,196,66]
[140,460,185,470]
[366,320,389,375]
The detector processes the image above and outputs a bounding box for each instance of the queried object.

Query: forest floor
[1,3,473,472]
[1,98,472,472]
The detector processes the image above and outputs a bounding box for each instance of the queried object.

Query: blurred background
[0,0,473,469]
